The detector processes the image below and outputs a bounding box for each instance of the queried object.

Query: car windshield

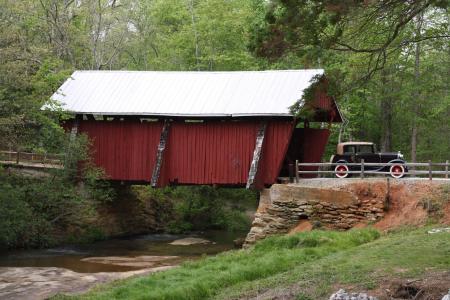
[359,145,374,153]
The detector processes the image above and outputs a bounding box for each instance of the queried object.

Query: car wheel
[389,164,405,178]
[335,164,349,178]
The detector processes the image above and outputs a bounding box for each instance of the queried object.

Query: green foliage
[64,227,107,245]
[0,133,115,249]
[61,133,116,202]
[134,185,256,233]
[61,229,380,300]
[124,0,261,71]
[289,74,339,120]
[0,171,95,249]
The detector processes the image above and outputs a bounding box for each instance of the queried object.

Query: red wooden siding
[256,120,295,185]
[296,128,331,178]
[160,120,294,186]
[278,128,331,178]
[310,89,342,122]
[313,90,334,110]
[76,119,295,186]
[79,120,163,181]
[300,128,330,162]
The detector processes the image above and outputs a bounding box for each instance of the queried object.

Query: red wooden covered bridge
[51,70,342,188]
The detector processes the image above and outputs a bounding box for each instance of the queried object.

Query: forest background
[1,0,448,161]
[0,0,448,249]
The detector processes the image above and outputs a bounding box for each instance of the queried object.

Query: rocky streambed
[0,231,244,300]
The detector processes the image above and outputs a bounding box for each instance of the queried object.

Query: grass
[56,226,450,300]
[214,226,450,299]
[57,229,380,300]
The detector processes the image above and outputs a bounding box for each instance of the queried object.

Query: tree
[253,0,449,78]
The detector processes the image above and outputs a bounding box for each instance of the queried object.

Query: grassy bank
[215,226,450,299]
[59,229,380,300]
[58,226,450,300]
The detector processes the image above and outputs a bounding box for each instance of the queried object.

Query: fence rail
[0,150,63,166]
[293,159,450,182]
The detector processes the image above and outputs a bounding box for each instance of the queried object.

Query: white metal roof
[50,69,324,117]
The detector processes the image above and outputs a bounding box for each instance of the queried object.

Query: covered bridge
[52,70,342,188]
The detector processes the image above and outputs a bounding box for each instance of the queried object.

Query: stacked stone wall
[244,183,387,246]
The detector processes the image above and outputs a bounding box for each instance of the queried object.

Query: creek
[0,230,246,299]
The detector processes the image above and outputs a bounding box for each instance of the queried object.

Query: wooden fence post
[446,160,449,179]
[428,160,432,181]
[360,159,365,179]
[385,177,391,211]
[16,151,20,164]
[288,163,294,183]
[295,160,299,183]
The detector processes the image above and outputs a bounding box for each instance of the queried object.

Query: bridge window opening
[82,114,95,121]
[140,118,159,123]
[184,119,204,123]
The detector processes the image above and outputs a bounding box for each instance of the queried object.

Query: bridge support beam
[151,119,171,187]
[246,122,267,189]
[69,117,80,141]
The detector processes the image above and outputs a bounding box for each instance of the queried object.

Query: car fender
[334,159,350,170]
[335,159,348,163]
[385,159,408,172]
[329,155,335,163]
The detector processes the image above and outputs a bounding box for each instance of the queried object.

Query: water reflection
[0,230,245,273]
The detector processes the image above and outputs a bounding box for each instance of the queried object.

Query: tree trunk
[380,68,393,152]
[411,13,423,163]
[187,0,200,71]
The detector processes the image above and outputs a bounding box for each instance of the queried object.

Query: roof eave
[51,110,295,118]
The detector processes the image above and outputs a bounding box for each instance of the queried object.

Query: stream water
[0,230,245,273]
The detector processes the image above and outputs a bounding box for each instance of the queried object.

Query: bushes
[0,134,114,249]
[132,185,257,233]
[0,168,102,248]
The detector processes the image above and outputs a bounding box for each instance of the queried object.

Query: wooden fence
[0,150,63,165]
[293,159,450,182]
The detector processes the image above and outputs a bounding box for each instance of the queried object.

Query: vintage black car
[330,142,407,178]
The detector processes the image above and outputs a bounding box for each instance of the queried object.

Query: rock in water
[169,237,212,246]
[442,290,450,300]
[81,255,179,268]
[233,237,245,248]
[329,289,378,300]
